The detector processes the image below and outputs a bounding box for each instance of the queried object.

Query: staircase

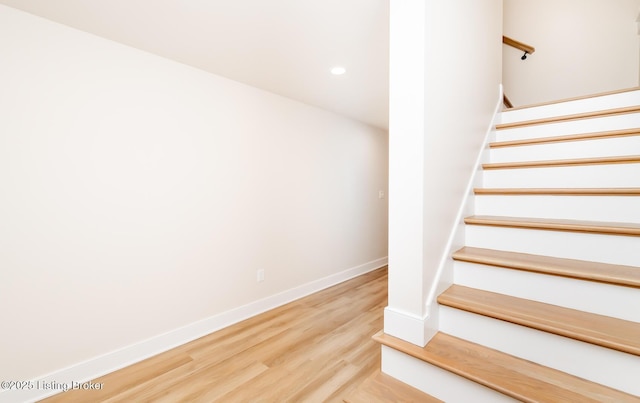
[376,88,640,402]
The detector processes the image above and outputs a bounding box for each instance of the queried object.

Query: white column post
[385,0,431,346]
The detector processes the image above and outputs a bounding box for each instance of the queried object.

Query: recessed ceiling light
[331,66,346,75]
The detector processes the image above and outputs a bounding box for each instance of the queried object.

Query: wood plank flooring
[345,370,443,403]
[41,267,387,403]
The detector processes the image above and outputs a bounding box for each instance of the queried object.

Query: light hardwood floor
[42,267,387,402]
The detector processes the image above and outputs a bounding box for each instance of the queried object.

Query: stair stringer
[421,96,502,319]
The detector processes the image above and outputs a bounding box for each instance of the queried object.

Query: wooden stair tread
[474,187,640,196]
[483,155,640,170]
[495,105,640,130]
[452,247,640,288]
[491,128,640,148]
[437,285,640,356]
[464,215,640,236]
[374,332,639,403]
[344,370,443,403]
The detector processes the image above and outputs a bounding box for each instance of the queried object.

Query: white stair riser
[490,136,640,163]
[440,307,640,396]
[495,113,640,143]
[500,90,640,124]
[482,164,640,188]
[475,195,640,224]
[453,261,640,322]
[381,346,518,403]
[465,225,640,267]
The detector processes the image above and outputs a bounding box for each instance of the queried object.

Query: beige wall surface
[0,5,388,381]
[504,0,640,106]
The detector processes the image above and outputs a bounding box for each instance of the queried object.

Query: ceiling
[0,0,390,130]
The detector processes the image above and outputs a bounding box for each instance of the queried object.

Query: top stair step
[374,331,640,403]
[496,105,640,130]
[500,87,640,125]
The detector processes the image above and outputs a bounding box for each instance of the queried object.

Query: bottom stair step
[344,370,442,403]
[374,332,639,402]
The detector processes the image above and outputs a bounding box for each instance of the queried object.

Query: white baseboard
[0,256,387,403]
[383,306,436,347]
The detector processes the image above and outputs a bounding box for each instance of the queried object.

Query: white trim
[422,85,503,327]
[0,257,388,403]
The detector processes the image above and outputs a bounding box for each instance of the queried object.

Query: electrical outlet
[378,190,385,199]
[257,269,265,282]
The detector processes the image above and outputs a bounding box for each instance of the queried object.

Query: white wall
[386,0,502,345]
[504,0,640,106]
[0,4,388,384]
